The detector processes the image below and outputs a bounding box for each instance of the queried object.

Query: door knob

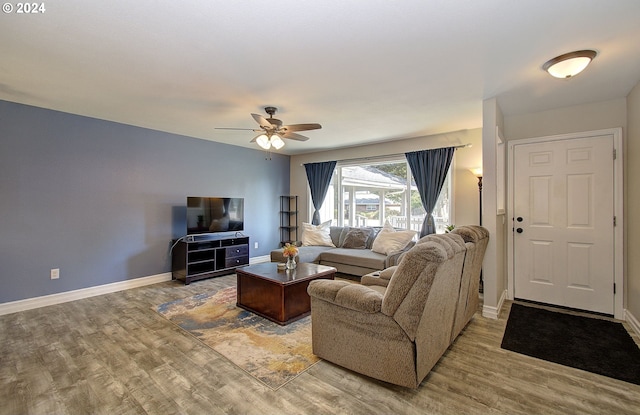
[517,217,523,222]
[516,228,523,233]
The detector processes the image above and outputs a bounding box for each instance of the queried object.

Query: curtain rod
[300,143,471,166]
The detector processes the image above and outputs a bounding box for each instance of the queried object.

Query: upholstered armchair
[449,225,489,341]
[307,233,467,388]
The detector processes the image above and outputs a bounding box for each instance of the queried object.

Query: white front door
[513,134,615,315]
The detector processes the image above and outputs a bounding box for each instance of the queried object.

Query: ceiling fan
[216,106,321,150]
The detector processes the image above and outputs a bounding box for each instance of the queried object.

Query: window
[315,157,452,233]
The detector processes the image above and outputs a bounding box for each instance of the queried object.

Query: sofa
[306,225,489,388]
[270,222,416,276]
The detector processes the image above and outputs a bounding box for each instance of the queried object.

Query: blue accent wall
[0,100,290,303]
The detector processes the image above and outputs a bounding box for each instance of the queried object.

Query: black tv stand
[171,234,249,284]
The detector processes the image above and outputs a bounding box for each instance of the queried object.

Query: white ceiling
[2,0,640,154]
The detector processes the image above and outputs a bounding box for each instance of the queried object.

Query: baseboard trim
[482,289,507,320]
[250,255,271,264]
[0,256,274,316]
[625,309,640,336]
[0,272,172,316]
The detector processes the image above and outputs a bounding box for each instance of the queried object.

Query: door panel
[530,176,552,225]
[513,135,614,315]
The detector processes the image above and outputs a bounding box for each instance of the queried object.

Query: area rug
[501,303,640,385]
[155,287,319,390]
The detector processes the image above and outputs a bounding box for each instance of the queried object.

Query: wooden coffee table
[236,262,336,325]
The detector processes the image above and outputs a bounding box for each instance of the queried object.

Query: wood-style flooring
[1,274,639,415]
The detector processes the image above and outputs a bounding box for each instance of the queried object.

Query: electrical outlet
[50,268,60,280]
[254,242,259,249]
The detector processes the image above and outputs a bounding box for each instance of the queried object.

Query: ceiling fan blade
[215,127,262,131]
[251,113,274,130]
[281,131,310,141]
[280,123,322,132]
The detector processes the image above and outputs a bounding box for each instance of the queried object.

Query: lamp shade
[543,50,597,79]
[271,135,285,150]
[469,167,483,178]
[256,134,271,149]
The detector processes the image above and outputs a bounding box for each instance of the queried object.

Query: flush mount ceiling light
[543,50,597,79]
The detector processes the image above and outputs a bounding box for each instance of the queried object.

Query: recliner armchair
[307,233,468,388]
[360,225,489,344]
[449,225,489,342]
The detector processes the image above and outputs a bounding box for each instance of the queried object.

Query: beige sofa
[270,226,414,276]
[306,225,489,388]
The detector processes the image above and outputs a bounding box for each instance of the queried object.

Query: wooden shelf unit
[279,195,298,247]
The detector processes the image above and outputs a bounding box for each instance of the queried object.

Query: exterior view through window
[316,159,452,234]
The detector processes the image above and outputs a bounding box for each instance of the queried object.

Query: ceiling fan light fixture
[271,134,285,150]
[218,107,320,150]
[543,50,597,79]
[256,134,271,149]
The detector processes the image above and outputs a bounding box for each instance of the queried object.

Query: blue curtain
[304,161,337,225]
[406,147,456,237]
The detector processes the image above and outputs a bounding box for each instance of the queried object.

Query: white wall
[454,134,485,226]
[626,81,640,321]
[481,98,508,318]
[501,97,629,317]
[504,98,627,141]
[289,129,482,228]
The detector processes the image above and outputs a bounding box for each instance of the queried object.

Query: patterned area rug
[155,287,319,390]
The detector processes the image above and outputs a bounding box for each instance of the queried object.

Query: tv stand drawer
[225,255,249,269]
[225,244,248,258]
[221,237,249,247]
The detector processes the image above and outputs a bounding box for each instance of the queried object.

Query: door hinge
[614,216,617,227]
[614,283,616,295]
[613,148,617,160]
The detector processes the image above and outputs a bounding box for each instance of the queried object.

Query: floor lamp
[470,168,483,293]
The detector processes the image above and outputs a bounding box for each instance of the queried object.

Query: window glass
[317,158,452,233]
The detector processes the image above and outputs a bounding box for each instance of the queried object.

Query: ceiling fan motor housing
[264,107,282,127]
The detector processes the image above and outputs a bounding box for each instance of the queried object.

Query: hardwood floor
[1,274,639,415]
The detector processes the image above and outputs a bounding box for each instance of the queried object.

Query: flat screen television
[186,197,244,235]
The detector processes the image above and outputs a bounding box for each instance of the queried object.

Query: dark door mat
[501,303,640,385]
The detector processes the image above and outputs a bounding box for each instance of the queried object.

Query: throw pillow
[341,228,372,249]
[338,227,355,247]
[365,227,381,249]
[371,222,416,255]
[301,220,335,247]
